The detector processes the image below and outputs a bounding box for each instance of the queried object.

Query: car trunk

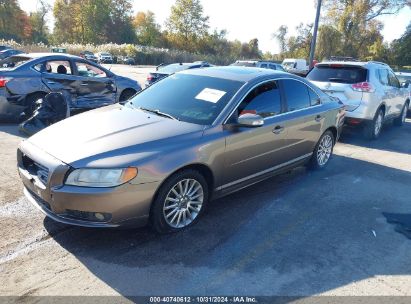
[307,64,368,111]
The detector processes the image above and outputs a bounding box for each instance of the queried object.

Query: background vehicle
[51,47,67,53]
[307,61,409,139]
[118,56,135,65]
[79,51,98,63]
[396,71,411,115]
[97,52,113,64]
[0,45,10,51]
[145,61,211,86]
[231,60,286,72]
[0,49,24,60]
[0,53,141,122]
[18,66,344,233]
[282,58,309,76]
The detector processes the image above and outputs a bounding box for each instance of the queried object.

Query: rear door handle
[47,81,56,84]
[315,115,322,122]
[80,83,89,86]
[272,125,284,134]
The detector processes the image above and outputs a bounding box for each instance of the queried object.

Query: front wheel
[150,169,209,233]
[308,130,335,170]
[393,102,409,126]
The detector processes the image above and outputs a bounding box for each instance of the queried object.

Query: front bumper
[18,142,159,228]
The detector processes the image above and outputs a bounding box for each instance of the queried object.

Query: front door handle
[80,83,89,86]
[315,115,322,122]
[47,81,56,84]
[273,125,285,134]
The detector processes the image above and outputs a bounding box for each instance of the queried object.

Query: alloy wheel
[163,179,204,229]
[317,134,333,166]
[374,112,383,136]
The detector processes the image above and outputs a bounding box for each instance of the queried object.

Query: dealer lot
[0,65,411,297]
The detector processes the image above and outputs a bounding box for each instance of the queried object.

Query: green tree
[0,0,31,42]
[316,24,342,60]
[107,0,136,43]
[133,11,163,46]
[166,0,209,52]
[390,23,411,66]
[273,25,288,53]
[28,0,51,43]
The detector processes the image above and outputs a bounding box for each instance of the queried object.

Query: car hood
[26,104,204,167]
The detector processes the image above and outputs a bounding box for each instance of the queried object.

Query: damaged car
[0,53,141,122]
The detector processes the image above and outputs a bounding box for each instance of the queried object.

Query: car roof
[318,61,389,68]
[16,52,80,59]
[180,66,290,82]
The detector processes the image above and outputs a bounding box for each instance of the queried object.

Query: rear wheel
[363,108,384,140]
[24,92,47,119]
[150,169,209,233]
[393,102,409,126]
[308,130,335,170]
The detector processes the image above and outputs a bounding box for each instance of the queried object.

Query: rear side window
[378,69,389,86]
[260,64,268,68]
[269,64,277,70]
[281,79,311,111]
[238,81,281,118]
[307,65,367,84]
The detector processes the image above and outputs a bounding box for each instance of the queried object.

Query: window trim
[222,77,322,125]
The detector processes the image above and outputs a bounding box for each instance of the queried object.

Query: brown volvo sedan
[18,66,345,233]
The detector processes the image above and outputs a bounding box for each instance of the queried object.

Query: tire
[150,169,209,234]
[308,130,335,170]
[23,92,47,119]
[393,101,409,126]
[119,89,136,104]
[363,108,384,140]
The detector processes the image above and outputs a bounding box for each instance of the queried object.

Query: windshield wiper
[137,107,179,121]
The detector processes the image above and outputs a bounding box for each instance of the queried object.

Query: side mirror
[237,113,264,127]
[401,82,409,88]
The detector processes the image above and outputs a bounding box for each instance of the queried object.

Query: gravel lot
[1,65,411,298]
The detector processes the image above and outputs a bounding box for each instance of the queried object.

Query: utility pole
[309,0,322,68]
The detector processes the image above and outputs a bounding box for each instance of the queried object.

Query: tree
[133,11,163,46]
[273,25,288,53]
[166,0,209,52]
[316,24,342,60]
[0,0,31,42]
[29,0,51,43]
[390,23,411,66]
[107,0,136,43]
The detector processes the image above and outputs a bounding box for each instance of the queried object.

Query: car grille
[21,153,49,185]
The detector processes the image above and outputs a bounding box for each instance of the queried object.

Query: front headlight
[65,168,138,187]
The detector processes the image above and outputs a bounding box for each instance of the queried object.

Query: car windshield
[230,62,257,67]
[307,65,367,84]
[0,56,31,69]
[158,64,191,74]
[127,73,244,125]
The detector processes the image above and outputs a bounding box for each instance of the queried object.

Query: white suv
[307,61,409,139]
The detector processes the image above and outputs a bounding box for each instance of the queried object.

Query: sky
[19,0,411,53]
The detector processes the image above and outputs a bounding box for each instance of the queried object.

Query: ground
[0,65,411,299]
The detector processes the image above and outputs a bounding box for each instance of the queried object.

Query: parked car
[231,60,286,72]
[0,53,141,122]
[145,61,211,86]
[395,71,411,115]
[17,66,345,233]
[0,45,10,51]
[79,51,98,63]
[307,61,409,139]
[0,49,24,60]
[118,56,135,65]
[97,52,113,64]
[282,58,309,76]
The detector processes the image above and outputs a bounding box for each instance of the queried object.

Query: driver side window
[237,81,281,118]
